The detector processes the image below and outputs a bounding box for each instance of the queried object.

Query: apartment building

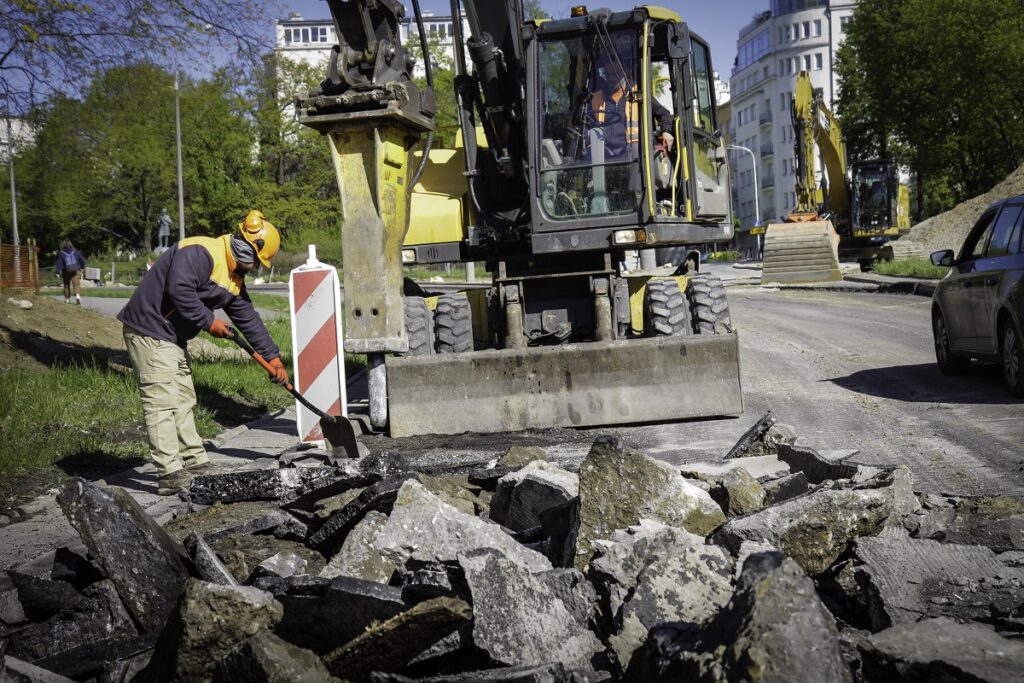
[726,0,858,254]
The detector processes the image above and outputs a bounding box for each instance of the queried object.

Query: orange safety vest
[591,86,640,144]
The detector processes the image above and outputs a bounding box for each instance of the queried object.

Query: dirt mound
[902,164,1024,253]
[0,296,127,372]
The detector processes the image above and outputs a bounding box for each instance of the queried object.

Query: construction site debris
[679,455,790,482]
[48,547,102,592]
[574,437,726,570]
[707,468,766,517]
[184,532,238,586]
[911,494,1024,552]
[723,410,775,459]
[210,534,325,581]
[0,574,26,626]
[762,471,809,505]
[6,572,77,623]
[213,631,336,683]
[319,510,393,582]
[776,443,860,484]
[188,467,348,506]
[308,476,412,553]
[490,461,578,532]
[497,446,550,468]
[166,501,302,543]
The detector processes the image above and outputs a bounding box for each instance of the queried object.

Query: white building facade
[727,0,858,251]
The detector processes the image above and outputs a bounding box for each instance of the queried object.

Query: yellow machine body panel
[406,148,468,246]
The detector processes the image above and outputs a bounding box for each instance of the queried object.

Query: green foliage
[872,256,948,279]
[837,0,1024,214]
[707,250,742,263]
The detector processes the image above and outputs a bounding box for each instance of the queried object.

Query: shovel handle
[225,327,337,424]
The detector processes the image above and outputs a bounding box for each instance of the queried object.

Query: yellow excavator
[761,72,911,284]
[296,1,742,436]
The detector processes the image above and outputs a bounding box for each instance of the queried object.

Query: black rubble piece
[851,532,1024,631]
[912,494,1024,552]
[213,631,336,683]
[459,548,603,670]
[539,499,579,568]
[776,443,860,484]
[371,663,595,682]
[397,624,490,679]
[324,597,473,680]
[1,655,77,682]
[762,471,809,505]
[49,547,103,592]
[467,467,516,492]
[490,462,578,533]
[210,535,326,582]
[625,552,849,683]
[710,466,919,575]
[257,575,409,654]
[95,648,153,683]
[56,479,190,634]
[308,476,414,554]
[7,579,140,679]
[165,501,305,543]
[187,467,344,506]
[393,559,467,603]
[0,574,26,626]
[184,532,238,585]
[138,579,284,683]
[7,572,78,622]
[588,521,733,671]
[859,617,1024,683]
[283,467,383,513]
[723,410,775,459]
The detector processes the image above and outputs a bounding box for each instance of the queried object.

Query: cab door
[686,36,729,220]
[944,209,996,351]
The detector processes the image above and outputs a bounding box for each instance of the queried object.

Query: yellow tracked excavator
[296,1,742,436]
[762,72,911,284]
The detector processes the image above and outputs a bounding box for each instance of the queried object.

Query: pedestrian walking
[55,240,86,304]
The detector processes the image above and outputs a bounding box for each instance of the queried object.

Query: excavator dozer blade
[762,220,842,284]
[384,333,743,437]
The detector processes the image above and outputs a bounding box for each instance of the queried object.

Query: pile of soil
[902,163,1024,253]
[0,296,127,372]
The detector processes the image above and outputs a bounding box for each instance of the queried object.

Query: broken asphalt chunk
[187,467,345,506]
[7,572,78,622]
[213,631,336,683]
[166,501,305,543]
[490,461,578,533]
[308,476,412,553]
[319,511,394,583]
[776,443,860,484]
[184,531,238,585]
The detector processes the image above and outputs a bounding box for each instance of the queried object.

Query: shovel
[226,327,365,459]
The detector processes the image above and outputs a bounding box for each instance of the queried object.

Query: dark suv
[930,196,1024,397]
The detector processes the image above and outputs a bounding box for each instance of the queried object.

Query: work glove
[660,132,674,152]
[267,357,289,386]
[207,318,233,339]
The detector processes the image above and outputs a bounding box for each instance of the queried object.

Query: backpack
[61,250,82,273]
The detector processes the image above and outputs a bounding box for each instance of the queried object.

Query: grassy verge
[872,257,948,279]
[707,250,743,263]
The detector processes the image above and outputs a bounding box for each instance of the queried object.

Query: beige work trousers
[123,324,208,476]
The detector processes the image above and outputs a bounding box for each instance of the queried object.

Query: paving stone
[57,479,189,633]
[7,572,77,622]
[1,655,76,682]
[210,535,325,582]
[497,446,549,469]
[308,476,413,554]
[574,437,726,570]
[680,455,790,482]
[141,579,284,683]
[625,552,849,683]
[913,495,1024,552]
[184,531,238,585]
[762,471,808,505]
[776,443,860,484]
[589,520,733,670]
[213,630,336,683]
[257,575,408,654]
[491,461,578,533]
[187,467,344,505]
[860,617,1024,683]
[708,468,765,517]
[851,532,1024,630]
[7,580,139,679]
[460,548,603,670]
[320,511,394,583]
[324,597,472,679]
[166,501,302,543]
[710,466,918,575]
[374,480,551,573]
[0,574,26,626]
[49,547,103,591]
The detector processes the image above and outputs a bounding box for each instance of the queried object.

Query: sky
[282,0,768,80]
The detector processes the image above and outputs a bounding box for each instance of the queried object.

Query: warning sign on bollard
[289,245,347,443]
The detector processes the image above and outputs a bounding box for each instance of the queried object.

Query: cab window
[690,40,714,133]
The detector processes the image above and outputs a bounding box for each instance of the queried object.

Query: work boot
[157,469,194,496]
[184,459,211,472]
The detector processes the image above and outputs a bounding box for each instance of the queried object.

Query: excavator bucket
[384,333,743,437]
[761,220,842,284]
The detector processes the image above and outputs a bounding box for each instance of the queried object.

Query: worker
[55,240,86,305]
[590,56,674,158]
[117,210,288,495]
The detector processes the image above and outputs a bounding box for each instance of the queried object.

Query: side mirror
[930,249,955,267]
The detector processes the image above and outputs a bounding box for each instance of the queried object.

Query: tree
[0,0,276,111]
[836,0,1024,214]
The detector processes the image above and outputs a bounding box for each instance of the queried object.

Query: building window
[803,21,810,39]
[815,53,823,70]
[814,19,822,37]
[778,27,784,44]
[840,15,851,31]
[283,28,292,44]
[301,27,310,43]
[792,23,798,39]
[779,93,786,111]
[803,54,811,71]
[785,25,791,41]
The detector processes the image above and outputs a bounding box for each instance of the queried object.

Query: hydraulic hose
[409,0,433,189]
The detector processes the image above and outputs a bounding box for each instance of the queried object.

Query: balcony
[760,144,774,159]
[761,175,776,190]
[759,109,773,125]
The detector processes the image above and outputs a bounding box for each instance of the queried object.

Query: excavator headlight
[401,249,417,264]
[613,228,646,245]
[571,5,588,17]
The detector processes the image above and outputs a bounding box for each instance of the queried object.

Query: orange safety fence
[0,240,40,293]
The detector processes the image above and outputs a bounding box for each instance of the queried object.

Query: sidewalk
[0,408,310,574]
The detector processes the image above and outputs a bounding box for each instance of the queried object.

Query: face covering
[230,234,257,275]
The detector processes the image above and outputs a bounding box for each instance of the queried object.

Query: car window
[961,209,997,260]
[987,205,1023,257]
[1007,206,1024,255]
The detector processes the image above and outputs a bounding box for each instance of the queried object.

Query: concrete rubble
[2,420,1022,681]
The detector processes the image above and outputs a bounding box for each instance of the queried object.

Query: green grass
[707,250,743,263]
[872,257,948,279]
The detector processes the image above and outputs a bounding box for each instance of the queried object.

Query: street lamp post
[173,64,186,242]
[4,115,19,247]
[725,144,762,257]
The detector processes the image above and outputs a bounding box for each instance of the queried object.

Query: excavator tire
[688,274,732,334]
[400,296,434,357]
[762,220,842,284]
[435,293,473,353]
[644,278,691,337]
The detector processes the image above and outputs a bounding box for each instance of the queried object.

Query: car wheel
[1000,319,1024,397]
[933,310,970,374]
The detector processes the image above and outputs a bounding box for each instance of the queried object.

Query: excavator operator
[589,54,674,159]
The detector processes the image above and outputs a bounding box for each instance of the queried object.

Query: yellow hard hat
[238,210,280,267]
